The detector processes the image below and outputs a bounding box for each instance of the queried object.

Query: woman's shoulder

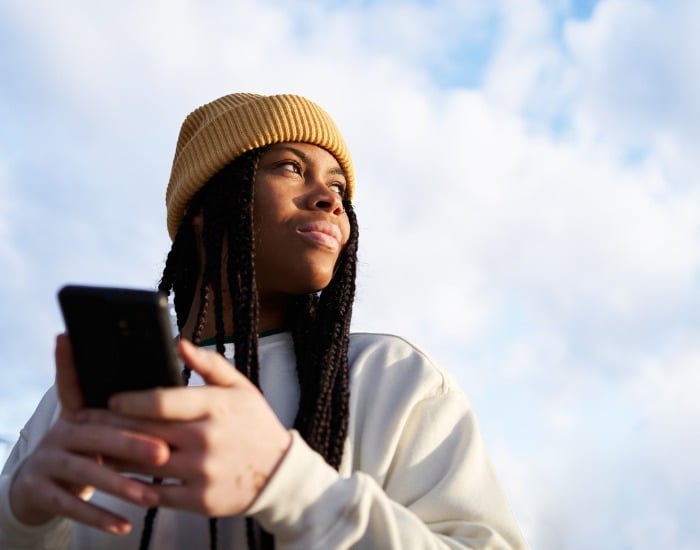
[348,332,431,358]
[347,332,459,399]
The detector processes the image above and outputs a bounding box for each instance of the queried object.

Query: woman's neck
[179,288,290,341]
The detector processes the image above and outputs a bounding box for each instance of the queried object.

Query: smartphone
[58,284,184,408]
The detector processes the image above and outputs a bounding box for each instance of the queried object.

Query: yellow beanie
[165,93,355,240]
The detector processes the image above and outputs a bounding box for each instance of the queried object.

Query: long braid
[223,150,269,549]
[197,149,264,550]
[143,154,259,550]
[292,199,358,468]
[153,148,359,550]
[322,201,357,466]
[227,149,262,385]
[159,191,205,331]
[138,505,160,550]
[201,164,230,356]
[138,194,208,550]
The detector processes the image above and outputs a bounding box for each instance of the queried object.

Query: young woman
[0,93,527,549]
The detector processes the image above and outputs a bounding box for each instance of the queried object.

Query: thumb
[55,333,85,415]
[178,339,251,388]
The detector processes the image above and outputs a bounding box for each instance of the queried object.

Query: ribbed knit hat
[165,93,355,240]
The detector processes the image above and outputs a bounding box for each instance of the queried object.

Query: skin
[9,143,351,534]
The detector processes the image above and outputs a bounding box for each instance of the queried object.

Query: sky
[1,0,699,548]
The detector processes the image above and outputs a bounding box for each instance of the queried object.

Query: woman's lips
[297,221,342,251]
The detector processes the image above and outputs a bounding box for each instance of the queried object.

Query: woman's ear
[192,210,204,233]
[190,210,206,269]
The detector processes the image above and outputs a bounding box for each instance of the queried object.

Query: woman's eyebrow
[275,144,308,162]
[328,166,346,179]
[273,145,346,179]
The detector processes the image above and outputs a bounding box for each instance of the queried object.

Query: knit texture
[165,93,355,239]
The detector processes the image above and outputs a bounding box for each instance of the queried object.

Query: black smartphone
[58,284,184,408]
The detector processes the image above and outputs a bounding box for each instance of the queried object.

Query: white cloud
[564,0,700,183]
[352,84,699,363]
[483,0,564,113]
[630,339,700,489]
[0,159,27,290]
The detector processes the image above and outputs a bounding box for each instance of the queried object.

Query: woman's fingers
[109,387,225,421]
[55,333,84,415]
[23,478,133,535]
[15,470,133,535]
[62,341,295,518]
[10,336,173,532]
[53,416,170,466]
[178,339,247,387]
[9,427,160,532]
[107,341,258,421]
[32,447,159,509]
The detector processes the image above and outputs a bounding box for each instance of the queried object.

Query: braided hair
[141,147,359,549]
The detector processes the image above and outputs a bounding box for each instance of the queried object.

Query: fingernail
[107,521,131,535]
[180,338,194,350]
[151,443,170,465]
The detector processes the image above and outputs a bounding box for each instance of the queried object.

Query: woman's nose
[308,184,344,215]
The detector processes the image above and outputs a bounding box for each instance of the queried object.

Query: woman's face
[253,142,351,299]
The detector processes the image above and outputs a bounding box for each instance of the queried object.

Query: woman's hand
[101,340,293,517]
[8,335,170,535]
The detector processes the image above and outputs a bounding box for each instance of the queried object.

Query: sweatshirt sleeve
[247,335,527,549]
[0,387,73,549]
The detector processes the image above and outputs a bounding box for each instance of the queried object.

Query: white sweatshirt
[0,332,527,549]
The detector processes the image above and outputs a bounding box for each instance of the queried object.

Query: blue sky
[1,1,699,548]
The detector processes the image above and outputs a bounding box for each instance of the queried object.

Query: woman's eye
[329,182,347,195]
[278,161,301,174]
